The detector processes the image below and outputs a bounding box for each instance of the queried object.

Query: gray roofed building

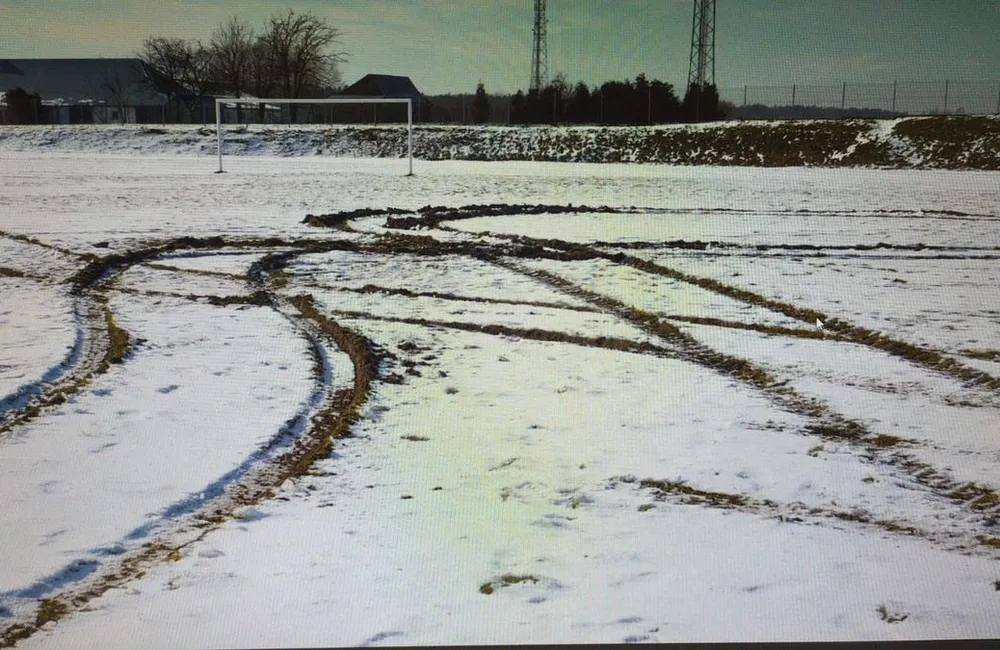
[340,74,431,122]
[0,58,166,105]
[342,74,422,100]
[0,58,167,124]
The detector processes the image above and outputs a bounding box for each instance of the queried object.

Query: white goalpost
[214,97,414,175]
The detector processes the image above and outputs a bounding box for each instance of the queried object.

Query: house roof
[341,74,423,99]
[0,58,166,106]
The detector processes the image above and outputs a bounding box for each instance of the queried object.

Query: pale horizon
[2,0,999,95]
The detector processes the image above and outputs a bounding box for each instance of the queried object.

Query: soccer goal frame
[214,97,414,175]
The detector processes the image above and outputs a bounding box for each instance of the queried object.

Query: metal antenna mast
[687,0,716,91]
[530,0,548,91]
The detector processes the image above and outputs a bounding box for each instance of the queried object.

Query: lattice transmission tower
[687,0,716,91]
[530,0,548,91]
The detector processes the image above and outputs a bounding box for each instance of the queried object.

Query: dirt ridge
[5,116,1000,169]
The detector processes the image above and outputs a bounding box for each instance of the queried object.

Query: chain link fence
[718,81,1000,118]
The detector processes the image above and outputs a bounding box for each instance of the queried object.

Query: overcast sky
[2,0,998,94]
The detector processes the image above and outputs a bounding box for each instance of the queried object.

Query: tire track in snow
[610,252,1000,390]
[612,476,1000,557]
[303,206,1000,523]
[485,256,1000,520]
[328,308,679,360]
[0,296,119,439]
[4,214,1000,644]
[1,244,378,648]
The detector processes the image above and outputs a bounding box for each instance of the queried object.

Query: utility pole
[530,0,548,92]
[686,0,716,122]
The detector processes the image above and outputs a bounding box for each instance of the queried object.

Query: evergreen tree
[633,74,650,124]
[649,79,682,123]
[567,81,593,123]
[682,83,725,122]
[472,81,490,124]
[524,88,542,124]
[510,90,526,124]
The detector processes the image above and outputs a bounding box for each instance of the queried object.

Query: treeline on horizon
[503,75,726,125]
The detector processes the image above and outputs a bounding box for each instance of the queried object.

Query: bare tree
[178,40,214,123]
[138,37,188,120]
[99,68,130,124]
[139,37,213,122]
[247,39,276,122]
[210,16,255,121]
[257,9,346,119]
[139,10,346,123]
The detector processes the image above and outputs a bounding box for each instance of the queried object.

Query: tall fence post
[944,79,949,114]
[742,84,747,106]
[841,82,846,110]
[891,81,897,113]
[791,84,796,106]
[996,82,1000,115]
[406,99,413,176]
[215,99,223,174]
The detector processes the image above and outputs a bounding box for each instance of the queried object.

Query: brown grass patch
[97,301,131,373]
[870,434,905,448]
[203,291,272,307]
[640,479,749,509]
[479,574,541,595]
[960,348,1000,362]
[978,536,1000,549]
[34,599,68,627]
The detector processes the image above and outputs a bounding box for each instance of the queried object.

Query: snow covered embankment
[1,115,999,169]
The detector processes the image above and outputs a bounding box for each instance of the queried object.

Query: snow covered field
[1,151,1000,647]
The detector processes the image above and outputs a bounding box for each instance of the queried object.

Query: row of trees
[500,75,725,125]
[138,9,346,121]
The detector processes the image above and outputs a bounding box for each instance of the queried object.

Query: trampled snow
[637,251,1000,355]
[154,250,280,277]
[116,263,250,297]
[516,256,807,329]
[1,146,999,646]
[0,279,78,405]
[290,250,593,308]
[0,294,322,601]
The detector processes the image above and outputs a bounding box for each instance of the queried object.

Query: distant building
[0,62,435,125]
[218,96,282,124]
[0,58,168,124]
[338,74,432,123]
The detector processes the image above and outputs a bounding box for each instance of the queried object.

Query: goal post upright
[214,96,414,175]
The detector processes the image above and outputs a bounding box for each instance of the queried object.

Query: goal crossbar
[214,97,414,175]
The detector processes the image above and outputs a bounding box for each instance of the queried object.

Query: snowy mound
[0,115,999,169]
